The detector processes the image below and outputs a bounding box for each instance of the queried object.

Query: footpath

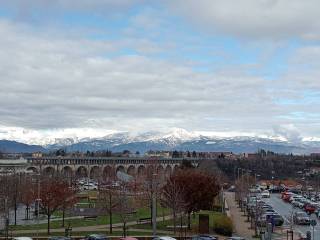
[225,192,254,240]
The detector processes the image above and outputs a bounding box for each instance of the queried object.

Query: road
[264,194,320,239]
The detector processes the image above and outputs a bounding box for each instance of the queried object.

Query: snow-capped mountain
[1,128,320,154]
[41,128,314,154]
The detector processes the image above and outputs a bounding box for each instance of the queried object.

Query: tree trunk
[47,214,51,235]
[150,200,153,226]
[173,210,176,235]
[109,194,113,234]
[62,208,65,227]
[187,212,191,230]
[25,206,29,220]
[123,221,127,237]
[109,208,113,234]
[162,207,165,223]
[14,201,17,225]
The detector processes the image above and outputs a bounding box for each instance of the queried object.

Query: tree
[117,182,134,237]
[169,169,221,229]
[141,159,164,226]
[98,184,120,234]
[40,178,72,234]
[180,159,194,169]
[59,183,77,227]
[161,176,186,234]
[20,177,36,220]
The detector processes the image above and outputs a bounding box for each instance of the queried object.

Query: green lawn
[133,210,225,232]
[10,205,170,231]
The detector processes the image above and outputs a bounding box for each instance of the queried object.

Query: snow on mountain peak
[162,128,200,141]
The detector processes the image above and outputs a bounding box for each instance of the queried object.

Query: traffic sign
[311,219,317,226]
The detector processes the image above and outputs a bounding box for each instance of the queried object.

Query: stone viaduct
[25,157,200,180]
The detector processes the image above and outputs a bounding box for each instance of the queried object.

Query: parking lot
[264,194,320,240]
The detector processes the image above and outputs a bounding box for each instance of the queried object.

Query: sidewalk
[225,192,255,240]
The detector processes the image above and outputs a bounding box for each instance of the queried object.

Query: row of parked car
[246,194,284,227]
[77,178,99,191]
[282,191,320,217]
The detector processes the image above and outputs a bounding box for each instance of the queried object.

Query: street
[265,194,320,240]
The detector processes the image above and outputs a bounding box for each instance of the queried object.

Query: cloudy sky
[0,0,320,143]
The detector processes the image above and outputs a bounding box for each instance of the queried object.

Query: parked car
[13,238,33,240]
[261,190,270,198]
[257,213,284,227]
[84,234,108,240]
[49,237,71,240]
[83,183,98,190]
[120,238,139,240]
[225,237,246,240]
[153,237,177,240]
[292,201,304,209]
[191,235,218,240]
[293,212,311,225]
[282,191,294,202]
[263,209,276,214]
[304,203,317,214]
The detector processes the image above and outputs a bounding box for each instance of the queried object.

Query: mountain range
[1,129,320,154]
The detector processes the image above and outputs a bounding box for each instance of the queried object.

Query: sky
[0,0,320,144]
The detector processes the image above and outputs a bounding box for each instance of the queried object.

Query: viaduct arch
[24,157,199,180]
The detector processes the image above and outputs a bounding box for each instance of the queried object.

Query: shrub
[213,215,233,236]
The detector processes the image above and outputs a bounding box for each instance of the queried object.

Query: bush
[213,215,233,236]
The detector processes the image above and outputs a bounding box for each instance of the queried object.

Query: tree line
[0,162,221,236]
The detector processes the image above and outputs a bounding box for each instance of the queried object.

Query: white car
[153,237,177,240]
[83,183,98,190]
[14,238,33,240]
[261,190,270,198]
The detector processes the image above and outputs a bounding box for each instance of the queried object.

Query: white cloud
[168,0,320,40]
[2,0,145,19]
[0,2,320,142]
[0,18,281,133]
[272,124,302,143]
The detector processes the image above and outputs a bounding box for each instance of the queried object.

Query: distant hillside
[0,140,45,153]
[1,128,319,154]
[44,130,310,154]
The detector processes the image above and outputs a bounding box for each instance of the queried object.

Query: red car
[282,192,293,202]
[304,204,316,214]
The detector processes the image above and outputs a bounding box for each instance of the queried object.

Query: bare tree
[40,177,74,234]
[161,176,186,235]
[98,184,120,234]
[116,181,137,237]
[20,176,36,220]
[141,158,165,226]
[59,182,77,227]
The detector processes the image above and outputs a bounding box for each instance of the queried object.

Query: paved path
[225,192,254,239]
[13,215,174,235]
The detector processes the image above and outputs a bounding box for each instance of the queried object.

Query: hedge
[213,215,233,236]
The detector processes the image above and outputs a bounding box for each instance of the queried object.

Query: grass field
[10,205,170,231]
[133,210,225,232]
